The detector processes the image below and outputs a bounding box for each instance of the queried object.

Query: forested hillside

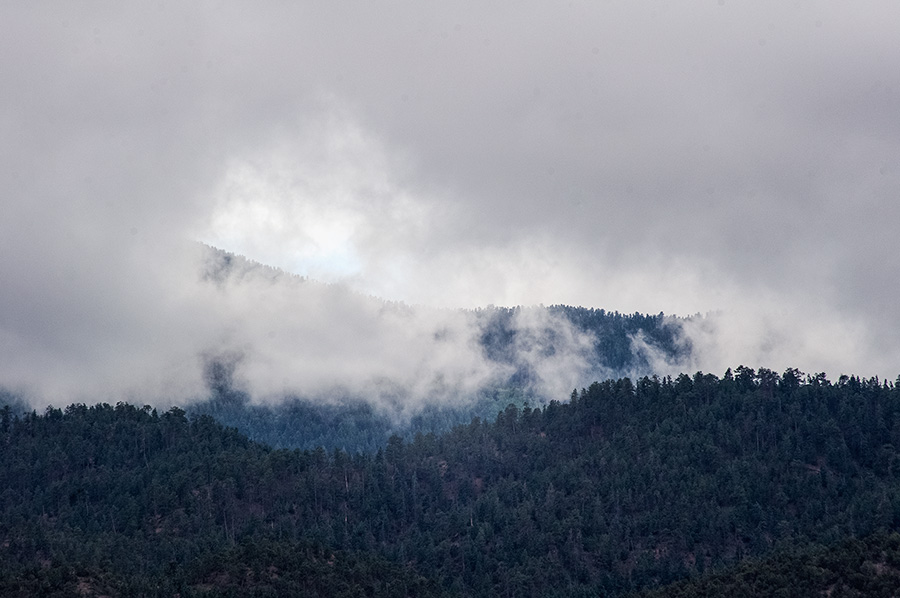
[474,304,688,382]
[189,299,689,452]
[3,368,900,596]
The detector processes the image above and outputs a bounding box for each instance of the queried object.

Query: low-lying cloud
[3,2,900,410]
[199,248,504,410]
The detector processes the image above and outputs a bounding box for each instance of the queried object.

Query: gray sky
[2,2,900,405]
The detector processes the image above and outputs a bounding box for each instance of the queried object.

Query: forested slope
[189,304,688,452]
[3,368,900,595]
[187,249,693,452]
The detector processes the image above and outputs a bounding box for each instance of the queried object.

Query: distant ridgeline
[0,248,692,453]
[189,304,690,453]
[5,369,900,596]
[477,304,688,378]
[0,389,27,417]
[192,245,692,452]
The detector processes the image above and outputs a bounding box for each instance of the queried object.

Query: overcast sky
[2,2,900,405]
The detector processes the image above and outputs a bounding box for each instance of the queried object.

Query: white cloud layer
[2,2,900,407]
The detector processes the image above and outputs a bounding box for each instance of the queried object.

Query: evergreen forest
[5,367,900,595]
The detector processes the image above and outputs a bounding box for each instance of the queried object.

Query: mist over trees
[188,298,690,452]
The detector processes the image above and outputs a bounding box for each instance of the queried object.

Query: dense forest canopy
[638,531,900,598]
[4,367,900,595]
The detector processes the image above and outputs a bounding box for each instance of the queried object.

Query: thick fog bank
[4,3,900,410]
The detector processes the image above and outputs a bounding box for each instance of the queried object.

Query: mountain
[3,367,900,595]
[192,246,694,452]
[2,247,693,452]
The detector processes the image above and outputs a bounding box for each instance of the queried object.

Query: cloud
[2,2,900,408]
[508,307,601,399]
[197,249,507,411]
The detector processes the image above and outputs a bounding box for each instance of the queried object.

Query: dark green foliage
[475,305,687,383]
[637,532,900,598]
[189,390,396,453]
[4,369,900,596]
[185,538,448,597]
[189,386,533,453]
[546,306,688,372]
[0,402,448,596]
